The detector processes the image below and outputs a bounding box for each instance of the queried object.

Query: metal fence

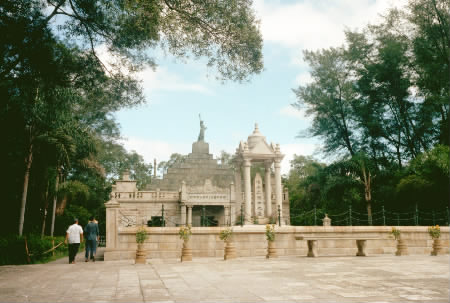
[290,205,450,226]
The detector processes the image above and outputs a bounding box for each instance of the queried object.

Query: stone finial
[244,142,249,152]
[275,143,280,153]
[122,170,130,181]
[322,214,331,226]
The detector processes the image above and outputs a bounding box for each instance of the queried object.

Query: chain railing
[290,205,450,226]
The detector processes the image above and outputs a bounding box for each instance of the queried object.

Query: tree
[158,153,187,175]
[293,48,358,157]
[407,0,449,145]
[1,0,264,235]
[2,0,263,83]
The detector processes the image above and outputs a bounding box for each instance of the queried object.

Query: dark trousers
[85,239,97,260]
[68,243,80,263]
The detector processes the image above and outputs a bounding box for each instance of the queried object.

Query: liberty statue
[198,114,207,142]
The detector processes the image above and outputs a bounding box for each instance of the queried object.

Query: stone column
[224,206,230,226]
[243,159,252,224]
[265,161,272,218]
[274,159,283,224]
[105,200,120,250]
[181,204,187,226]
[187,205,193,226]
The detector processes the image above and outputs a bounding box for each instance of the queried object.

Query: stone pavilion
[105,122,289,233]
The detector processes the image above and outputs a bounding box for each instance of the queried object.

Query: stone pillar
[243,159,252,224]
[274,159,283,224]
[265,161,272,218]
[230,204,236,226]
[224,206,230,226]
[105,200,120,250]
[187,205,193,226]
[181,204,187,226]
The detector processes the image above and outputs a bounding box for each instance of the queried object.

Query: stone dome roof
[247,123,266,149]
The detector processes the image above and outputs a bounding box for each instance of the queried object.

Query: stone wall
[104,225,449,261]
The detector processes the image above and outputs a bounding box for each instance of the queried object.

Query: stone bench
[295,236,384,257]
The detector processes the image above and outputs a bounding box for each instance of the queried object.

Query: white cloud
[279,105,310,122]
[138,67,213,97]
[294,72,313,86]
[254,0,408,51]
[280,142,320,175]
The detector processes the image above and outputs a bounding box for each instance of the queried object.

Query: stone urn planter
[265,224,277,259]
[266,240,277,259]
[224,240,237,260]
[395,239,409,256]
[391,227,408,256]
[431,239,444,256]
[181,239,193,262]
[220,228,236,260]
[135,226,148,264]
[179,226,192,262]
[135,243,147,264]
[428,225,443,256]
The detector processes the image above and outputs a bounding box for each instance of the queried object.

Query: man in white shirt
[65,218,84,264]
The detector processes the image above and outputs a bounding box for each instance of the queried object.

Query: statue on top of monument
[198,114,207,142]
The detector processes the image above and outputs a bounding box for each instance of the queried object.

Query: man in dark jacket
[84,216,99,262]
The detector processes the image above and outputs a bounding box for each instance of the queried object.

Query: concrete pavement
[0,255,448,302]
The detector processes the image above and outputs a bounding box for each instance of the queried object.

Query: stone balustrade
[112,191,180,201]
[104,225,449,261]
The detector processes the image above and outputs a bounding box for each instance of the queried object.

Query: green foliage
[178,226,192,241]
[135,226,148,244]
[158,153,187,175]
[265,224,275,242]
[391,227,401,240]
[0,235,67,265]
[428,225,440,239]
[288,0,449,221]
[219,227,233,242]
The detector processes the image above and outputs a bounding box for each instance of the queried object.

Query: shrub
[219,227,233,242]
[428,225,440,239]
[136,226,148,244]
[265,224,275,242]
[391,227,401,240]
[179,226,192,241]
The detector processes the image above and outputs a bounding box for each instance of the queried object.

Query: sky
[114,0,407,175]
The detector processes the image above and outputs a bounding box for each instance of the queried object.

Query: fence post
[240,204,244,227]
[447,207,449,226]
[349,205,352,226]
[432,210,435,226]
[415,204,419,226]
[202,206,206,227]
[278,205,281,227]
[397,213,400,226]
[161,204,165,227]
[382,205,386,226]
[314,205,317,226]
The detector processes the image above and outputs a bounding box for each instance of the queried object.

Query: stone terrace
[0,255,448,302]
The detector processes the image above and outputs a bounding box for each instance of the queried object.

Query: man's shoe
[85,259,88,262]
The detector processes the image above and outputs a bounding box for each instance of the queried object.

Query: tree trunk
[50,168,60,237]
[18,142,33,236]
[40,181,50,238]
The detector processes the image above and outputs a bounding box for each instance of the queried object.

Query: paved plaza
[0,255,448,303]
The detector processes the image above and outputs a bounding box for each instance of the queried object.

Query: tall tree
[293,48,358,157]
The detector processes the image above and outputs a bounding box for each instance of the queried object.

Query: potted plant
[135,225,148,264]
[265,224,277,258]
[219,227,236,260]
[179,226,192,261]
[391,227,408,256]
[428,225,442,256]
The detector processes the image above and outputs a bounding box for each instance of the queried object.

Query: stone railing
[112,190,180,201]
[104,225,449,261]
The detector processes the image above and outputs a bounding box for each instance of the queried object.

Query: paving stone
[0,255,448,302]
